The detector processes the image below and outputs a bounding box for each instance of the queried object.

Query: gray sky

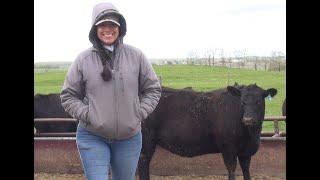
[34,0,286,62]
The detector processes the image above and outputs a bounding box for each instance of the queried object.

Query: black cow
[282,98,286,117]
[138,83,277,180]
[34,93,76,133]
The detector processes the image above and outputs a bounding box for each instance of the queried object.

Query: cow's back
[150,91,219,156]
[149,88,246,156]
[34,93,71,118]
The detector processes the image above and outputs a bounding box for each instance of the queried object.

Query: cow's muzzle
[242,117,254,126]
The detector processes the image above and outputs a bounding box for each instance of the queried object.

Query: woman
[60,2,161,180]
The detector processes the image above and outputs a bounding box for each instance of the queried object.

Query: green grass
[34,64,286,132]
[34,70,68,94]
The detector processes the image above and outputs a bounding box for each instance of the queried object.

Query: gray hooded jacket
[60,3,161,140]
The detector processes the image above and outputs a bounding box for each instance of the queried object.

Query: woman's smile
[97,22,120,45]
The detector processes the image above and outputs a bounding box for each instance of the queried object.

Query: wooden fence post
[273,120,280,137]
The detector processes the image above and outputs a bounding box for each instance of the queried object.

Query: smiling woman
[59,2,161,180]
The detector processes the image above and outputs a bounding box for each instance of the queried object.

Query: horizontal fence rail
[34,116,286,137]
[263,116,286,121]
[34,118,77,122]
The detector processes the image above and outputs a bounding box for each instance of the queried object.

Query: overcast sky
[34,0,286,62]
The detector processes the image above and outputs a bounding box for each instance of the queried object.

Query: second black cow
[138,83,277,180]
[34,93,76,133]
[282,98,286,117]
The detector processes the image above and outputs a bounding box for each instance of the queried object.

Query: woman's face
[97,22,120,45]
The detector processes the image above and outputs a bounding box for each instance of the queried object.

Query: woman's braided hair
[91,27,113,81]
[97,42,113,81]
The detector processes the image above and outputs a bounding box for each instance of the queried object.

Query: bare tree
[220,49,225,67]
[271,51,285,71]
[187,50,199,65]
[228,57,232,68]
[233,49,246,69]
[254,56,258,71]
[264,57,268,71]
[204,49,215,66]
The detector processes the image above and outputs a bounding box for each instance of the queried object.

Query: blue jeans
[76,126,142,180]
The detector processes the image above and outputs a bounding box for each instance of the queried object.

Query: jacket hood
[89,3,127,48]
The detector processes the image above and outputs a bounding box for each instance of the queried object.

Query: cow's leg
[222,152,237,180]
[238,155,251,180]
[138,129,157,180]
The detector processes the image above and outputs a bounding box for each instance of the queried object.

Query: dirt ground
[34,173,285,180]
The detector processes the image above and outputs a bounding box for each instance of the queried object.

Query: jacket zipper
[112,70,117,139]
[112,49,120,139]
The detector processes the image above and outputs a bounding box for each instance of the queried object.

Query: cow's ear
[264,88,277,98]
[227,86,241,96]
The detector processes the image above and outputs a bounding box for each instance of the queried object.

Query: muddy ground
[34,173,285,180]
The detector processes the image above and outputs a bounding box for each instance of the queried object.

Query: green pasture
[34,65,286,132]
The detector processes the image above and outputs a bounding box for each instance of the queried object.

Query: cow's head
[227,83,277,126]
